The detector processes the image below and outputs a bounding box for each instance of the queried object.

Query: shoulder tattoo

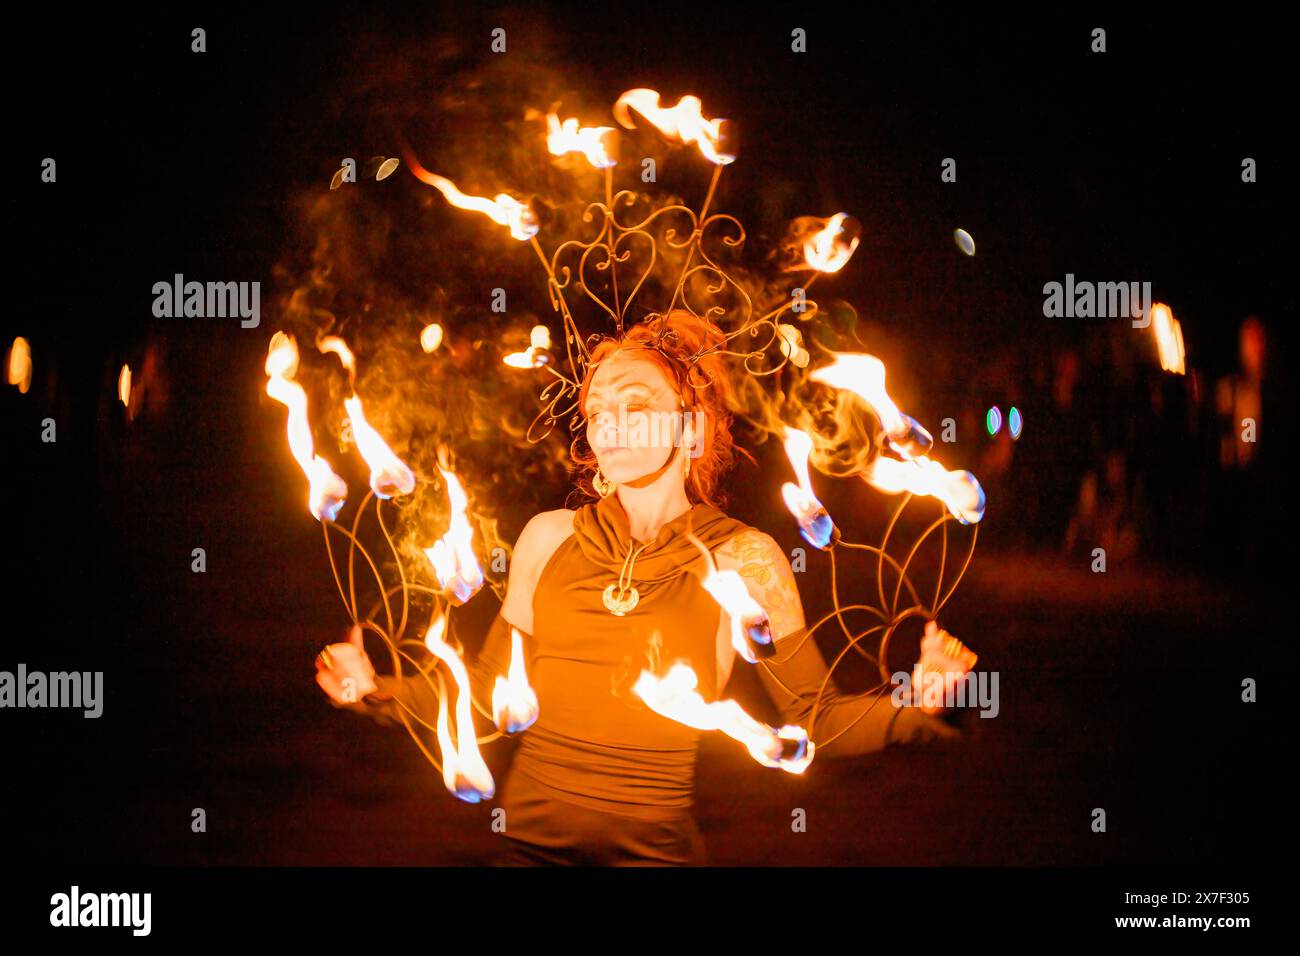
[717,529,805,638]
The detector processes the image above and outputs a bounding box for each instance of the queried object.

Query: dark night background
[2,0,1288,881]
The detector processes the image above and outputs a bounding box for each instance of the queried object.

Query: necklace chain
[618,541,649,590]
[602,503,694,615]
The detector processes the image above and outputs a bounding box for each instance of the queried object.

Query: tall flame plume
[263,332,348,522]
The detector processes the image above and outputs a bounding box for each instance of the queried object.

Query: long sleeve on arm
[346,613,520,730]
[755,626,960,758]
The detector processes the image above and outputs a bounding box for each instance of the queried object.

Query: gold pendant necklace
[602,583,639,616]
[603,540,649,616]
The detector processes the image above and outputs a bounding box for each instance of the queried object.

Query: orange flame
[342,396,416,498]
[779,427,838,549]
[811,352,984,523]
[613,89,736,165]
[863,455,985,524]
[317,335,355,381]
[424,614,495,802]
[6,337,32,394]
[1150,302,1186,375]
[780,427,817,510]
[405,153,538,241]
[503,325,553,369]
[423,466,485,605]
[502,351,541,369]
[118,364,132,407]
[317,336,416,499]
[810,353,907,436]
[546,112,618,168]
[633,662,812,773]
[491,627,539,734]
[263,332,348,522]
[803,213,860,273]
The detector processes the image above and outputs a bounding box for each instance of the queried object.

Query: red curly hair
[572,310,739,508]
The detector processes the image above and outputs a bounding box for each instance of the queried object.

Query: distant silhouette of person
[1213,316,1268,566]
[1064,450,1141,562]
[1216,317,1265,471]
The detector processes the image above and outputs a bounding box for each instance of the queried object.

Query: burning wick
[810,352,984,523]
[503,325,552,369]
[423,466,486,606]
[864,456,986,525]
[811,353,935,457]
[803,213,861,273]
[342,397,416,498]
[491,627,539,734]
[687,532,775,663]
[613,88,737,165]
[546,112,619,168]
[404,153,538,241]
[633,663,813,773]
[318,336,416,499]
[779,427,838,550]
[882,414,935,460]
[809,352,934,456]
[263,332,348,523]
[424,614,495,803]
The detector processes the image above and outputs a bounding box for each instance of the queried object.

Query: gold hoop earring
[593,469,614,498]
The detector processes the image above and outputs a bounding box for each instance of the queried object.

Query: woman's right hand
[315,624,380,706]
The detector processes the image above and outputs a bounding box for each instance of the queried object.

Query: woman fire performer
[314,309,974,865]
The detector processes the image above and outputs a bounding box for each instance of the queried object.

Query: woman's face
[584,351,687,484]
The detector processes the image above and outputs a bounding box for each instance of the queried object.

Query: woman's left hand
[315,623,380,707]
[907,620,978,715]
